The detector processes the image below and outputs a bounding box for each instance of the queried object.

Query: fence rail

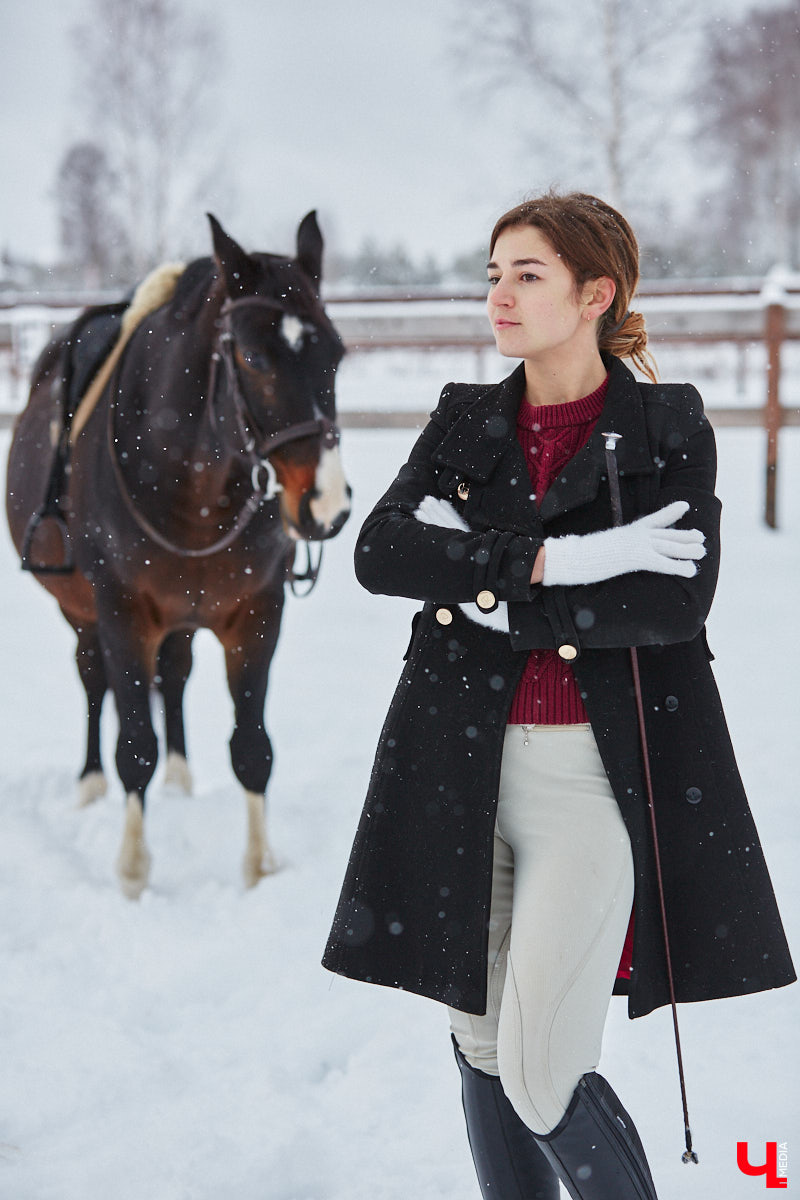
[2,269,799,526]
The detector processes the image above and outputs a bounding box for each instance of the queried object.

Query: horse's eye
[241,349,270,371]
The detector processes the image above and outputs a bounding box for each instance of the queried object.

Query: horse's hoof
[116,793,152,899]
[242,789,278,887]
[77,770,108,807]
[163,751,193,795]
[242,849,278,889]
[117,863,151,900]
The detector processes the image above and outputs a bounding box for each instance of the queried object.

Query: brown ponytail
[490,191,658,383]
[598,309,655,383]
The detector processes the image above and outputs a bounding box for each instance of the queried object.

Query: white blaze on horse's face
[280,315,305,352]
[310,443,351,533]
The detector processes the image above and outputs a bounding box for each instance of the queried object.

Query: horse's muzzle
[292,486,352,541]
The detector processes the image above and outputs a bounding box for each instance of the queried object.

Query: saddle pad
[70,261,186,442]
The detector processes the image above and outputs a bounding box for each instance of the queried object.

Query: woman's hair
[490,191,657,383]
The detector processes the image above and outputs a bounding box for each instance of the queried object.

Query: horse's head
[209,213,351,542]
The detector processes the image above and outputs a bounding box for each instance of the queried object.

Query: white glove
[414,494,471,532]
[413,495,509,633]
[542,500,706,586]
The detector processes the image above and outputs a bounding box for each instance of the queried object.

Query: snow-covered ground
[1,356,798,1198]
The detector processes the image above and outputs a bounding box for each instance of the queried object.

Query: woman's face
[487,225,600,362]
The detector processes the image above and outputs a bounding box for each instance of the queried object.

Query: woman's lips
[494,319,519,329]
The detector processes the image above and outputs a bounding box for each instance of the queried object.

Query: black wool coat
[323,356,795,1019]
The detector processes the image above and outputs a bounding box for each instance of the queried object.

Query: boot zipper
[578,1078,653,1197]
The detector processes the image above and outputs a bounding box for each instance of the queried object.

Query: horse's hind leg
[219,590,284,887]
[156,629,194,794]
[69,620,109,807]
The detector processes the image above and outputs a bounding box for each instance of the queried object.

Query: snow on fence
[1,268,799,525]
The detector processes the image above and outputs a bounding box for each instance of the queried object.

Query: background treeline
[3,0,797,293]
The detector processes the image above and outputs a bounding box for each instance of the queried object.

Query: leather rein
[106,293,341,594]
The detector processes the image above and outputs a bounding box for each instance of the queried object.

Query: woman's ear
[582,276,616,321]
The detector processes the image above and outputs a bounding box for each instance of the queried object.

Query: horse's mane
[170,257,218,320]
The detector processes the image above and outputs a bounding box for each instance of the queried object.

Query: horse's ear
[207,214,258,296]
[296,210,323,291]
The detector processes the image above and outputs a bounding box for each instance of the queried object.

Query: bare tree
[695,3,800,268]
[451,0,699,214]
[54,141,129,284]
[70,0,225,274]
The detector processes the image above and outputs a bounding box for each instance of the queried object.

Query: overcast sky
[1,0,754,269]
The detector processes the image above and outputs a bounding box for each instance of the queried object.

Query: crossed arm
[355,392,721,652]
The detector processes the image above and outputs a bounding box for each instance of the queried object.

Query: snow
[1,365,799,1197]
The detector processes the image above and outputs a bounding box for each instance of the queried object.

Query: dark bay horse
[6,213,351,897]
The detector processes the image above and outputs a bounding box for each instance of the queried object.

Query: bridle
[212,294,341,498]
[106,292,343,593]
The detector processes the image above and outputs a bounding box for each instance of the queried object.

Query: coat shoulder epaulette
[431,380,493,428]
[637,381,710,441]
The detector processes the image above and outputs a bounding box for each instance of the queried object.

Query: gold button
[457,481,470,500]
[558,644,578,661]
[476,589,496,611]
[435,607,453,626]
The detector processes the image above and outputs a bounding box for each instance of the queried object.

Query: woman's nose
[489,279,513,307]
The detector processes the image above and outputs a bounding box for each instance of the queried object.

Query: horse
[5,212,351,898]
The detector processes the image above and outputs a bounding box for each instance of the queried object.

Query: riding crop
[602,430,700,1167]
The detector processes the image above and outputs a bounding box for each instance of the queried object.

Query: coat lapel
[432,363,535,534]
[432,363,527,482]
[433,356,656,531]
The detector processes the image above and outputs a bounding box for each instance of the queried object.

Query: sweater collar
[517,374,609,430]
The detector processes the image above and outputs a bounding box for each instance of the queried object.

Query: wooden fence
[2,270,799,525]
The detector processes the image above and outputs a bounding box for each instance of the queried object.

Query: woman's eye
[487,272,538,286]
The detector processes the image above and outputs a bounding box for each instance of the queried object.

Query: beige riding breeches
[448,724,635,1136]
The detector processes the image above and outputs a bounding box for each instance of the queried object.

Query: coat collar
[433,355,656,524]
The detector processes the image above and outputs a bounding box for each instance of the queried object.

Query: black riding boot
[453,1037,561,1199]
[532,1072,658,1199]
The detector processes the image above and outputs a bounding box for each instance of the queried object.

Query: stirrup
[21,507,75,575]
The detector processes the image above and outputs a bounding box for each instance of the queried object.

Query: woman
[322,192,795,1199]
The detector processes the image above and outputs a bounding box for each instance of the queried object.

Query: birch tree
[70,0,224,275]
[452,0,698,214]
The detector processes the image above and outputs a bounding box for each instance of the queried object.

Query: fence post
[474,345,487,382]
[762,267,787,529]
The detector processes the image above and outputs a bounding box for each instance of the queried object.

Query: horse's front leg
[156,628,195,794]
[219,589,284,887]
[96,590,161,898]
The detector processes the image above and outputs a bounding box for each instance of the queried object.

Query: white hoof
[77,770,108,807]
[163,751,193,795]
[116,793,152,900]
[242,789,278,888]
[242,846,278,888]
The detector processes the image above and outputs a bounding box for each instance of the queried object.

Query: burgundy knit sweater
[507,375,609,725]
